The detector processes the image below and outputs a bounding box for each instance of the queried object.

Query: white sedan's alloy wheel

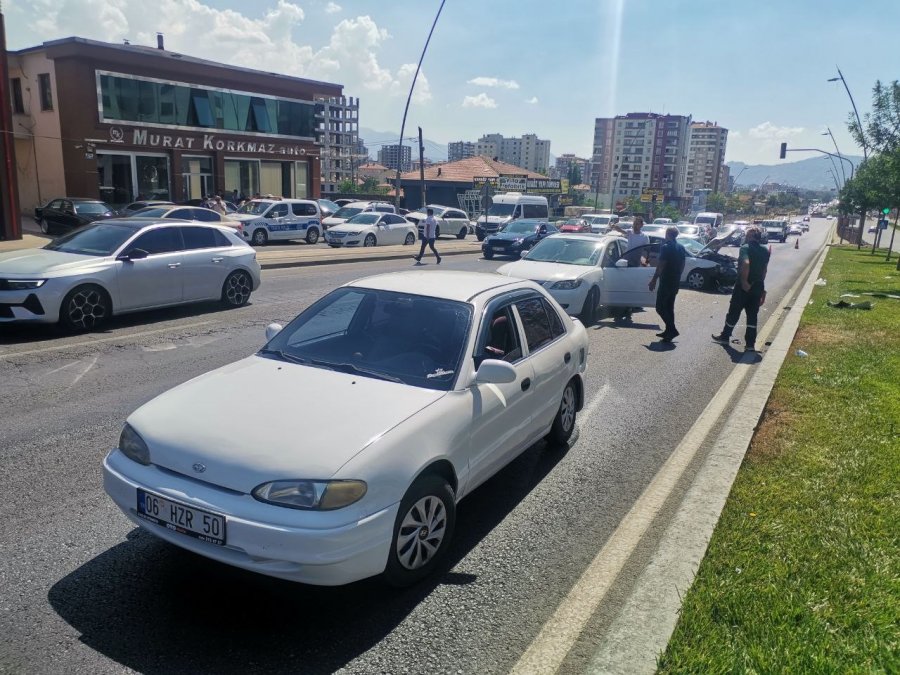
[396,495,447,570]
[62,284,109,331]
[222,270,252,307]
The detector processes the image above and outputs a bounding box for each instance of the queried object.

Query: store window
[182,157,214,201]
[136,156,171,201]
[38,73,53,111]
[98,71,316,138]
[96,153,171,207]
[294,161,309,198]
[225,159,260,198]
[97,154,133,206]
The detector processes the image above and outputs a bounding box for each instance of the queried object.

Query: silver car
[0,220,261,331]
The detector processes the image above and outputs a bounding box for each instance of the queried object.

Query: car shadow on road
[47,435,574,674]
[0,301,248,347]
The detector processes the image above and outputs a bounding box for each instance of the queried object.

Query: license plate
[137,489,226,546]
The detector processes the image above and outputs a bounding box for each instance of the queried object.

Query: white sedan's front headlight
[343,231,361,236]
[551,279,583,290]
[119,423,150,465]
[2,279,47,290]
[252,479,367,510]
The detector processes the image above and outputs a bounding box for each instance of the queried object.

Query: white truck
[474,193,549,241]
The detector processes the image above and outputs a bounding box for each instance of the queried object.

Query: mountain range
[359,127,448,162]
[727,155,862,191]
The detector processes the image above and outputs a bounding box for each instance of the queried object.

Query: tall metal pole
[823,127,846,184]
[394,0,448,207]
[829,67,869,248]
[418,127,426,209]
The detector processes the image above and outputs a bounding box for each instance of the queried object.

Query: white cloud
[462,93,498,109]
[468,76,519,90]
[748,122,805,140]
[23,1,429,104]
[526,96,539,104]
[324,1,341,13]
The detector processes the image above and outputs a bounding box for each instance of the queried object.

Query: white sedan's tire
[384,474,456,587]
[547,378,578,446]
[364,234,377,247]
[404,232,416,245]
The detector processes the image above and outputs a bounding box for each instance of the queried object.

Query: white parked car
[583,213,619,234]
[103,271,589,586]
[405,205,472,239]
[129,205,244,236]
[232,199,322,246]
[321,201,396,230]
[324,213,418,247]
[0,220,260,330]
[496,233,660,323]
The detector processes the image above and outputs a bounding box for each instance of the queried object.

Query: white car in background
[325,212,417,247]
[232,199,322,246]
[103,271,589,586]
[496,233,660,324]
[583,213,619,234]
[0,220,260,330]
[405,205,473,239]
[321,201,396,230]
[130,205,244,236]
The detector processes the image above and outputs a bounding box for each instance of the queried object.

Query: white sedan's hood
[496,260,588,283]
[322,216,349,227]
[129,355,444,493]
[0,248,107,276]
[326,222,372,234]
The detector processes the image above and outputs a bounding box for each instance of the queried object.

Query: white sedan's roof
[347,270,527,302]
[547,233,623,243]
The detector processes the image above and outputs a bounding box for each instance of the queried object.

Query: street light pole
[822,127,846,184]
[393,0,448,208]
[731,166,748,192]
[828,68,868,161]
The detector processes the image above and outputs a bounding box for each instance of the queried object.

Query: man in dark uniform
[712,225,769,352]
[649,226,686,342]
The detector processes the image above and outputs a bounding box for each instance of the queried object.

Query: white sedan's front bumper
[0,281,65,324]
[103,450,398,586]
[543,283,591,315]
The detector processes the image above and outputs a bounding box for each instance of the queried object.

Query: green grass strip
[658,247,900,674]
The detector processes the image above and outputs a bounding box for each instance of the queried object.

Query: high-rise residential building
[472,133,550,174]
[377,144,412,172]
[447,141,476,163]
[315,95,360,196]
[554,153,591,185]
[591,113,692,204]
[684,121,728,195]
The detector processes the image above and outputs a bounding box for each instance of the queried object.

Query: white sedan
[103,271,589,586]
[496,233,658,324]
[405,205,473,239]
[325,212,417,247]
[0,220,260,330]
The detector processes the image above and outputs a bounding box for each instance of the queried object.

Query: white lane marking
[141,344,178,352]
[42,361,82,376]
[67,354,98,388]
[581,379,611,420]
[0,320,217,361]
[510,238,829,674]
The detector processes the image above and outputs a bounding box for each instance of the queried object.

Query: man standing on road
[611,215,650,263]
[414,208,442,265]
[649,226,686,342]
[712,225,769,352]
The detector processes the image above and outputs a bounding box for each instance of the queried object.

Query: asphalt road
[0,221,831,674]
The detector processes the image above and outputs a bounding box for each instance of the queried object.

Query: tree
[706,192,726,212]
[337,179,358,194]
[848,80,900,154]
[360,177,382,193]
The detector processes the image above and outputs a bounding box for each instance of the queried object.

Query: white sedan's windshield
[501,221,539,234]
[526,238,603,265]
[262,288,472,391]
[347,214,380,225]
[43,223,137,256]
[333,207,364,219]
[695,216,716,225]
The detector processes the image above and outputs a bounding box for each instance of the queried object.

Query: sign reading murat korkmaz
[105,126,312,157]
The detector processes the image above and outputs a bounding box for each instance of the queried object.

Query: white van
[474,193,548,241]
[693,212,724,229]
[583,212,620,234]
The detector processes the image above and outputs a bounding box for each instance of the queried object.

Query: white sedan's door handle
[211,257,224,263]
[167,262,181,269]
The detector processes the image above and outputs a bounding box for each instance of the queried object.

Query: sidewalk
[658,245,899,672]
[0,227,481,267]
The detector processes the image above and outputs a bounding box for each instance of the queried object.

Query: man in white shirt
[612,215,651,259]
[414,208,442,264]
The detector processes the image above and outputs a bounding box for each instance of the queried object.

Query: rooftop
[347,270,526,303]
[399,156,546,183]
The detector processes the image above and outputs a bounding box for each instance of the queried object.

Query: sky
[7,0,900,165]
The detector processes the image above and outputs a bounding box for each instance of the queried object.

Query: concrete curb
[585,230,833,674]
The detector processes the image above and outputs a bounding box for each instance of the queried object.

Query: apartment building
[684,121,728,195]
[377,144,412,172]
[447,141,476,163]
[554,154,591,185]
[591,112,692,204]
[473,133,550,175]
[316,94,360,196]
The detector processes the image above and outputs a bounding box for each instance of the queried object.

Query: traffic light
[779,142,787,160]
[883,208,891,215]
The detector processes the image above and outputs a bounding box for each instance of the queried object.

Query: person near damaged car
[648,226,687,342]
[712,225,769,352]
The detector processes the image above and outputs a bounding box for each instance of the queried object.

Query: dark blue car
[481,219,559,259]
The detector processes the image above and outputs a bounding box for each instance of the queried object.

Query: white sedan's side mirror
[615,258,629,268]
[474,359,517,384]
[265,323,283,341]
